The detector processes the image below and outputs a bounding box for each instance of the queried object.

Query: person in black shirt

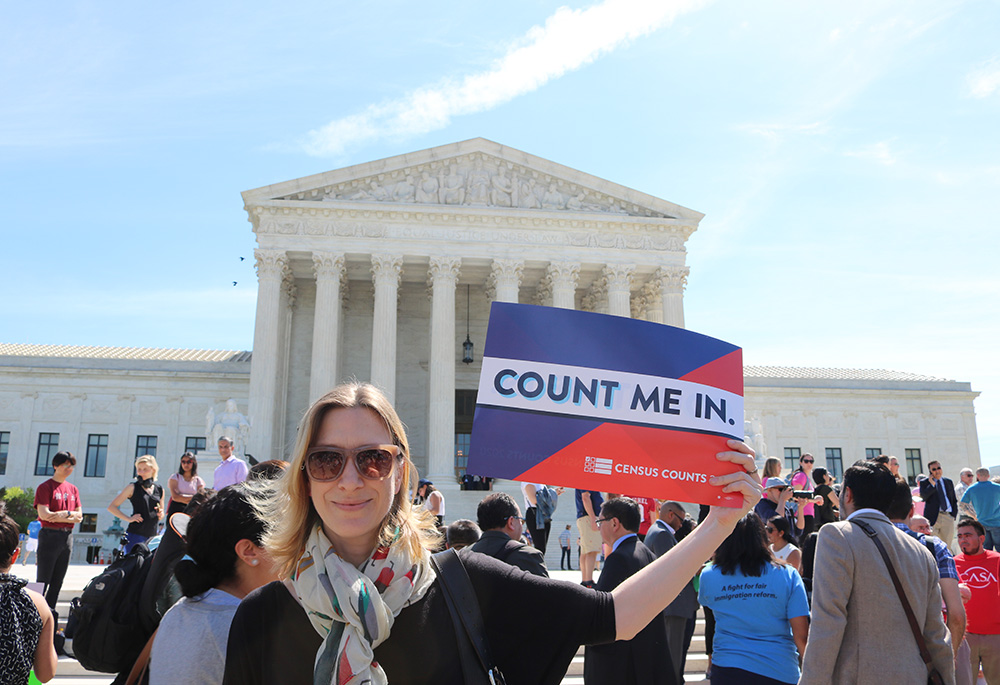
[223,382,763,685]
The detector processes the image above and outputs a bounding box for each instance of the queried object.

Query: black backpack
[69,542,156,673]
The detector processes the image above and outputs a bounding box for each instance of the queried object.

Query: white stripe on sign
[478,356,743,439]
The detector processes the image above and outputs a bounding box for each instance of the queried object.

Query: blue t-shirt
[962,481,1000,527]
[699,562,809,684]
[27,520,42,539]
[575,490,604,519]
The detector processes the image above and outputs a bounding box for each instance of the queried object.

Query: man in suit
[644,501,698,684]
[470,492,548,577]
[801,460,955,685]
[584,497,674,685]
[920,460,960,553]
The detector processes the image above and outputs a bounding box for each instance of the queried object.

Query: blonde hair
[258,382,440,576]
[763,457,783,480]
[135,455,159,481]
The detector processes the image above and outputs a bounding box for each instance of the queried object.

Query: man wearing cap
[755,477,807,541]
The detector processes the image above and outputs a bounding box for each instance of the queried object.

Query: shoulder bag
[429,548,508,685]
[851,518,945,685]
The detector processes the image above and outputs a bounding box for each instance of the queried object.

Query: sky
[3,0,998,466]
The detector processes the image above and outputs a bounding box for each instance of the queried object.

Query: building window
[135,435,157,458]
[825,448,844,482]
[85,434,109,478]
[185,437,206,454]
[865,448,882,461]
[79,513,99,534]
[783,447,801,472]
[0,431,8,475]
[35,433,60,476]
[905,448,923,487]
[455,390,477,484]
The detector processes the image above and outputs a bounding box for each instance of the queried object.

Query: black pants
[37,527,73,609]
[710,665,795,684]
[560,546,572,569]
[525,507,549,554]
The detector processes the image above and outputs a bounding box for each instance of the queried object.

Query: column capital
[428,256,462,284]
[371,254,404,285]
[254,249,288,281]
[654,265,690,292]
[312,252,345,281]
[487,259,524,302]
[545,260,581,288]
[602,263,636,294]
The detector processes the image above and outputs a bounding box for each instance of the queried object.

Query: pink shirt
[791,471,815,516]
[213,457,249,490]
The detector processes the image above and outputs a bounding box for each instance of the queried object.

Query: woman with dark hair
[148,483,277,685]
[223,381,762,685]
[0,503,57,685]
[166,453,206,518]
[415,478,445,527]
[699,513,809,685]
[789,453,817,536]
[766,515,801,571]
[811,466,839,528]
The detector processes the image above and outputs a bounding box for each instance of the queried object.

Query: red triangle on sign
[679,349,744,396]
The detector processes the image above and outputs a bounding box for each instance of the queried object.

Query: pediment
[243,138,702,222]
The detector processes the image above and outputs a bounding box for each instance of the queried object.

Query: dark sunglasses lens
[309,450,346,481]
[356,449,394,479]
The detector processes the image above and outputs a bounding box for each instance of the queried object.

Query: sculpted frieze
[279,153,668,218]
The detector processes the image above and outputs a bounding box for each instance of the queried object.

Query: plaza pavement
[11,562,714,684]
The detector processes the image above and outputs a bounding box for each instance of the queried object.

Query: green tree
[0,486,36,533]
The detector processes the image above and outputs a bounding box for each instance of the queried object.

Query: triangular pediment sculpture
[243,138,702,222]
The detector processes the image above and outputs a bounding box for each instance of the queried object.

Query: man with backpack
[471,492,548,577]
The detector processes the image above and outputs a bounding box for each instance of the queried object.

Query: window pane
[0,432,9,475]
[135,436,157,458]
[185,437,206,454]
[865,448,882,460]
[905,449,923,487]
[783,447,801,472]
[80,513,98,534]
[85,434,108,478]
[35,433,60,476]
[825,448,844,482]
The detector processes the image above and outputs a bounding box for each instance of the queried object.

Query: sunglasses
[180,459,194,464]
[801,459,814,464]
[766,526,775,532]
[302,444,402,482]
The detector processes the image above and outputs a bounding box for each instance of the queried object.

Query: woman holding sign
[222,381,762,685]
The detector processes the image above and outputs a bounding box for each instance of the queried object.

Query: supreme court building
[0,139,983,555]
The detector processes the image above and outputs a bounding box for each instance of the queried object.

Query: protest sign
[467,302,746,507]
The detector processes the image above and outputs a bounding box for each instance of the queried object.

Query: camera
[792,491,812,499]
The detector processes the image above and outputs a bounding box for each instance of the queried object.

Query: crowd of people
[1,382,998,684]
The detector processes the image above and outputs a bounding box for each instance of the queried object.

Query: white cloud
[301,0,709,156]
[845,140,896,166]
[966,57,1000,98]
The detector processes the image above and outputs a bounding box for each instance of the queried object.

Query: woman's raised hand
[705,439,762,529]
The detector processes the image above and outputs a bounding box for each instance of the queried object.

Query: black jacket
[919,476,958,525]
[584,536,676,685]
[469,530,548,577]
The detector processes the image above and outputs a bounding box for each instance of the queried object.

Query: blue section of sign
[482,302,738,379]
[466,405,600,478]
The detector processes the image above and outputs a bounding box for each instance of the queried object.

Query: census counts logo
[582,455,710,484]
[960,565,998,590]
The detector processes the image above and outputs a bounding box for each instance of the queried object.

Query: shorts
[577,515,603,555]
[26,537,38,553]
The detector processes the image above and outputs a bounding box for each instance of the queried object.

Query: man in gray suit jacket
[800,460,955,685]
[644,501,698,683]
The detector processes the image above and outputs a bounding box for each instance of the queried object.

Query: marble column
[489,259,523,303]
[309,252,346,403]
[604,264,635,317]
[370,254,403,403]
[248,249,287,460]
[427,257,462,483]
[640,280,665,323]
[655,266,689,328]
[547,261,580,309]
